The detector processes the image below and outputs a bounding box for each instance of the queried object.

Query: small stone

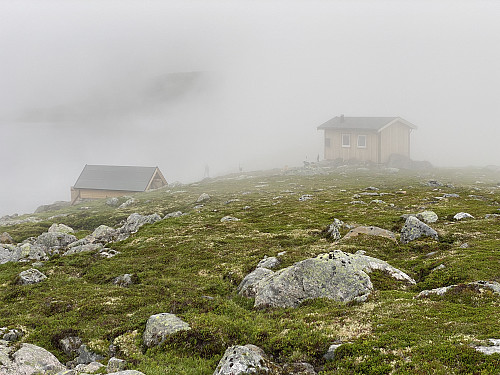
[164,211,183,219]
[299,194,313,201]
[59,336,82,356]
[143,313,191,348]
[17,268,47,285]
[3,329,23,342]
[107,357,127,372]
[323,343,343,361]
[113,274,137,287]
[257,256,280,269]
[220,216,240,222]
[454,212,474,220]
[196,193,211,203]
[459,243,469,249]
[400,216,438,244]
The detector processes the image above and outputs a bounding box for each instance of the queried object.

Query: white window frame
[341,134,351,148]
[357,135,367,148]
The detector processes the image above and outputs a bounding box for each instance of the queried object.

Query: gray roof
[73,165,158,191]
[317,116,416,131]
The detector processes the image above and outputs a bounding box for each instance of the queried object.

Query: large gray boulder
[249,250,414,308]
[91,225,118,243]
[35,232,77,251]
[143,313,191,348]
[17,269,47,285]
[400,216,438,244]
[213,344,277,375]
[120,213,162,234]
[0,343,66,375]
[237,268,275,298]
[48,224,74,234]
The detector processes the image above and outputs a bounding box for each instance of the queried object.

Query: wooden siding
[324,129,379,163]
[71,188,138,203]
[379,121,411,163]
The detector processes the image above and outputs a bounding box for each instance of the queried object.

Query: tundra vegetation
[0,165,499,374]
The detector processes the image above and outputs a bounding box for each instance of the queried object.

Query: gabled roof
[317,116,417,131]
[73,165,162,192]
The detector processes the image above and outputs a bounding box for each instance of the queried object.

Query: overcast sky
[1,0,500,216]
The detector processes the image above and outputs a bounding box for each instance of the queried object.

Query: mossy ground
[1,166,499,374]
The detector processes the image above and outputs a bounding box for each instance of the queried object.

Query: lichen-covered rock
[0,233,13,244]
[143,313,191,348]
[342,226,396,242]
[63,243,102,256]
[59,336,82,356]
[113,274,137,287]
[164,211,183,219]
[48,223,74,234]
[17,268,47,285]
[213,344,278,375]
[416,211,438,224]
[237,267,275,298]
[75,361,104,373]
[35,232,77,251]
[416,281,500,299]
[91,225,118,243]
[453,212,474,220]
[475,339,500,355]
[197,193,211,203]
[74,344,103,365]
[120,213,162,234]
[400,216,438,244]
[107,357,127,373]
[8,343,66,375]
[257,256,280,269]
[251,250,414,308]
[220,216,240,222]
[323,222,341,241]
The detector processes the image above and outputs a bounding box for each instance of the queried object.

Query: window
[357,135,367,148]
[325,138,331,148]
[341,134,351,147]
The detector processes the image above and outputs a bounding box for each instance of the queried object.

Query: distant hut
[317,115,417,164]
[71,165,167,204]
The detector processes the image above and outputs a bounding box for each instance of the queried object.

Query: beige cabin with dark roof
[71,165,167,204]
[317,115,417,164]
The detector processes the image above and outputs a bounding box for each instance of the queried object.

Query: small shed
[71,165,167,204]
[317,115,417,164]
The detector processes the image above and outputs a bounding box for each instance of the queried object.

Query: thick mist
[1,0,500,216]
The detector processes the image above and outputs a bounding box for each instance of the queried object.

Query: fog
[1,0,500,216]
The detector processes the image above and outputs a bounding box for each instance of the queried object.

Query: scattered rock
[431,264,446,272]
[213,344,277,375]
[370,199,385,204]
[119,213,162,234]
[16,268,47,285]
[416,281,500,299]
[113,274,137,287]
[425,180,443,187]
[59,336,82,356]
[443,193,459,198]
[365,186,379,191]
[400,216,438,244]
[416,210,438,224]
[237,268,275,298]
[107,357,127,373]
[74,344,103,365]
[299,194,313,201]
[248,250,414,308]
[350,200,366,205]
[485,214,500,219]
[197,193,211,203]
[220,216,240,222]
[119,198,136,209]
[34,232,77,252]
[63,243,102,256]
[3,329,23,342]
[106,371,145,375]
[257,256,280,269]
[48,223,74,234]
[106,197,120,206]
[323,343,343,361]
[453,212,474,220]
[459,243,469,248]
[281,362,317,374]
[323,222,341,241]
[475,339,500,355]
[164,211,183,219]
[75,361,104,373]
[342,226,396,242]
[0,233,13,244]
[91,225,118,243]
[143,313,191,348]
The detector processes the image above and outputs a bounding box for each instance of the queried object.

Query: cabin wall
[323,129,379,163]
[71,188,138,202]
[380,122,411,163]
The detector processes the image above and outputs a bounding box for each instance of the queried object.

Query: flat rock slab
[475,339,500,355]
[143,313,191,348]
[416,281,500,299]
[250,250,414,308]
[342,226,396,242]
